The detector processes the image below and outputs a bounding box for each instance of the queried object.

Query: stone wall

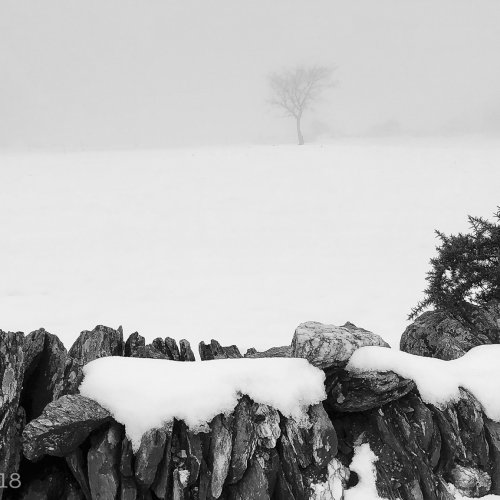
[0,305,499,499]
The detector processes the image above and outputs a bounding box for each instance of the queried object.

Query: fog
[1,0,500,149]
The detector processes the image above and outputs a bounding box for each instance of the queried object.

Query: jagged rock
[326,369,415,412]
[254,405,281,449]
[61,325,124,395]
[307,457,349,500]
[228,449,279,500]
[120,478,138,500]
[284,417,312,469]
[87,423,122,500]
[125,332,145,357]
[120,437,139,499]
[224,345,242,358]
[151,430,174,499]
[68,325,124,363]
[135,424,172,488]
[454,389,489,468]
[179,339,196,361]
[178,424,203,487]
[244,346,292,358]
[209,414,233,498]
[172,467,190,499]
[165,337,181,360]
[292,321,389,370]
[199,340,241,360]
[431,405,466,472]
[66,448,92,500]
[22,394,111,461]
[448,464,491,497]
[400,302,500,360]
[142,344,169,359]
[16,462,82,500]
[485,418,500,494]
[227,398,257,484]
[279,433,305,499]
[22,328,67,420]
[0,330,24,497]
[309,404,338,468]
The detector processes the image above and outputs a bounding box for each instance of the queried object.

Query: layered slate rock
[199,339,242,360]
[22,395,111,461]
[179,339,196,361]
[244,346,293,358]
[292,321,390,370]
[61,325,124,395]
[22,328,67,421]
[292,321,413,414]
[0,330,24,499]
[326,369,415,413]
[401,301,500,360]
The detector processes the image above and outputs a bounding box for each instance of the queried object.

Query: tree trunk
[296,115,304,145]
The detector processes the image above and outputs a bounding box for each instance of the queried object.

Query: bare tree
[269,65,336,145]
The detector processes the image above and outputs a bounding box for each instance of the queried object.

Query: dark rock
[179,424,203,487]
[431,405,466,472]
[120,436,135,477]
[199,340,228,360]
[448,464,491,497]
[199,339,241,360]
[309,403,338,468]
[454,389,489,468]
[253,405,281,449]
[151,430,173,499]
[16,461,81,500]
[22,394,111,461]
[209,414,233,498]
[0,330,24,498]
[142,344,169,359]
[179,339,196,362]
[229,449,279,500]
[135,424,172,489]
[87,423,122,500]
[172,467,190,499]
[165,337,181,360]
[152,337,167,355]
[125,332,145,357]
[61,325,124,395]
[278,433,305,499]
[22,328,67,421]
[66,448,92,500]
[227,398,257,484]
[326,369,415,413]
[292,321,389,370]
[244,346,292,358]
[485,418,500,494]
[283,417,312,469]
[223,345,242,358]
[400,304,500,360]
[120,477,138,500]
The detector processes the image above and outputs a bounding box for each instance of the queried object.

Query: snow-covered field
[1,137,499,352]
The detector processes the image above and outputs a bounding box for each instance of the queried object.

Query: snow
[344,443,386,500]
[1,138,500,351]
[78,355,326,450]
[347,344,500,420]
[447,483,500,500]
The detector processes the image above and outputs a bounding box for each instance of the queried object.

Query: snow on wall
[344,443,387,500]
[347,344,500,420]
[79,356,326,450]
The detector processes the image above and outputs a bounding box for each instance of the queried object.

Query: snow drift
[347,344,500,421]
[79,356,326,450]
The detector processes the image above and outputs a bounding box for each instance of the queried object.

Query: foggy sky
[1,0,500,149]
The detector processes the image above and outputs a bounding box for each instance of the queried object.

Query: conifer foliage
[410,209,500,320]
